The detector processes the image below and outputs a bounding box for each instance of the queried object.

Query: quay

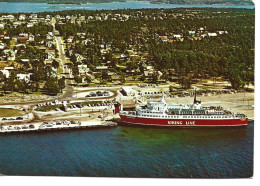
[0,120,118,134]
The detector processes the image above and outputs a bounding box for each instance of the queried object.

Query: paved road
[55,36,74,100]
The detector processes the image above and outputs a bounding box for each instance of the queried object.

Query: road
[55,36,75,100]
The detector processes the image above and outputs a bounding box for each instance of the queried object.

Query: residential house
[208,33,217,37]
[19,14,26,21]
[17,33,29,44]
[0,69,9,78]
[0,23,4,29]
[0,43,5,50]
[3,49,16,61]
[78,65,89,75]
[96,66,109,72]
[16,73,32,83]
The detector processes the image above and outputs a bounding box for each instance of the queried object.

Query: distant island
[0,0,255,6]
[152,0,254,5]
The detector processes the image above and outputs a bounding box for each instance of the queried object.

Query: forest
[0,8,255,91]
[51,8,254,89]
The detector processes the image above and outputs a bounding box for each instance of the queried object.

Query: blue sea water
[0,1,254,178]
[0,1,255,13]
[0,122,253,177]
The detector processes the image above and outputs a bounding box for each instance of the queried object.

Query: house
[4,66,14,71]
[143,70,154,81]
[188,31,196,35]
[6,15,14,20]
[46,34,53,40]
[0,43,5,50]
[218,31,228,35]
[28,34,35,42]
[95,16,102,21]
[0,23,4,29]
[75,53,85,63]
[96,66,109,72]
[208,33,217,37]
[79,16,85,21]
[27,23,34,28]
[19,14,26,21]
[3,50,16,61]
[46,41,54,48]
[173,34,182,39]
[30,14,38,19]
[44,60,53,66]
[159,36,168,42]
[47,52,55,60]
[18,33,29,44]
[13,22,21,27]
[67,36,74,43]
[21,59,29,63]
[111,75,124,83]
[16,73,32,83]
[0,69,9,78]
[78,65,89,75]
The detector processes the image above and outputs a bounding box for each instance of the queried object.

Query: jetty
[0,120,117,134]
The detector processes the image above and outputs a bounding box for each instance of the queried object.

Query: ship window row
[182,115,231,119]
[139,114,231,119]
[141,115,179,118]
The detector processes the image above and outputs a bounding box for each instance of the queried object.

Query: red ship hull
[120,115,248,127]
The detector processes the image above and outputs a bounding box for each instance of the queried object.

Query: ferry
[118,91,248,127]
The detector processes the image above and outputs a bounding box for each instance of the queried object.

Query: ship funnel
[193,88,201,104]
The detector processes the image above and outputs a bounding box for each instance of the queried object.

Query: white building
[0,69,10,78]
[122,87,135,96]
[0,23,4,29]
[19,14,26,21]
[16,73,32,83]
[0,43,5,50]
[208,33,217,37]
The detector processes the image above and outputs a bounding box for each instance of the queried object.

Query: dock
[0,120,118,134]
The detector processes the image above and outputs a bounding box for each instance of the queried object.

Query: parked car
[39,125,46,130]
[96,91,103,96]
[63,120,70,125]
[2,118,7,121]
[103,91,110,96]
[56,121,62,125]
[14,126,21,130]
[89,92,97,97]
[29,125,35,129]
[21,125,28,129]
[16,117,23,120]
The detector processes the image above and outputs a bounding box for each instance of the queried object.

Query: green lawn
[0,108,25,117]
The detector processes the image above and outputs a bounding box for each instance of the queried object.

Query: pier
[0,120,117,134]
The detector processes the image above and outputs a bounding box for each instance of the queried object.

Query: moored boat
[118,90,248,127]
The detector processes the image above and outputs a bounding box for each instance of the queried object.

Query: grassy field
[0,108,25,117]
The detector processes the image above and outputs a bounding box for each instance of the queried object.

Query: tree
[58,77,66,92]
[229,69,243,90]
[52,60,60,69]
[43,77,60,95]
[178,77,192,89]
